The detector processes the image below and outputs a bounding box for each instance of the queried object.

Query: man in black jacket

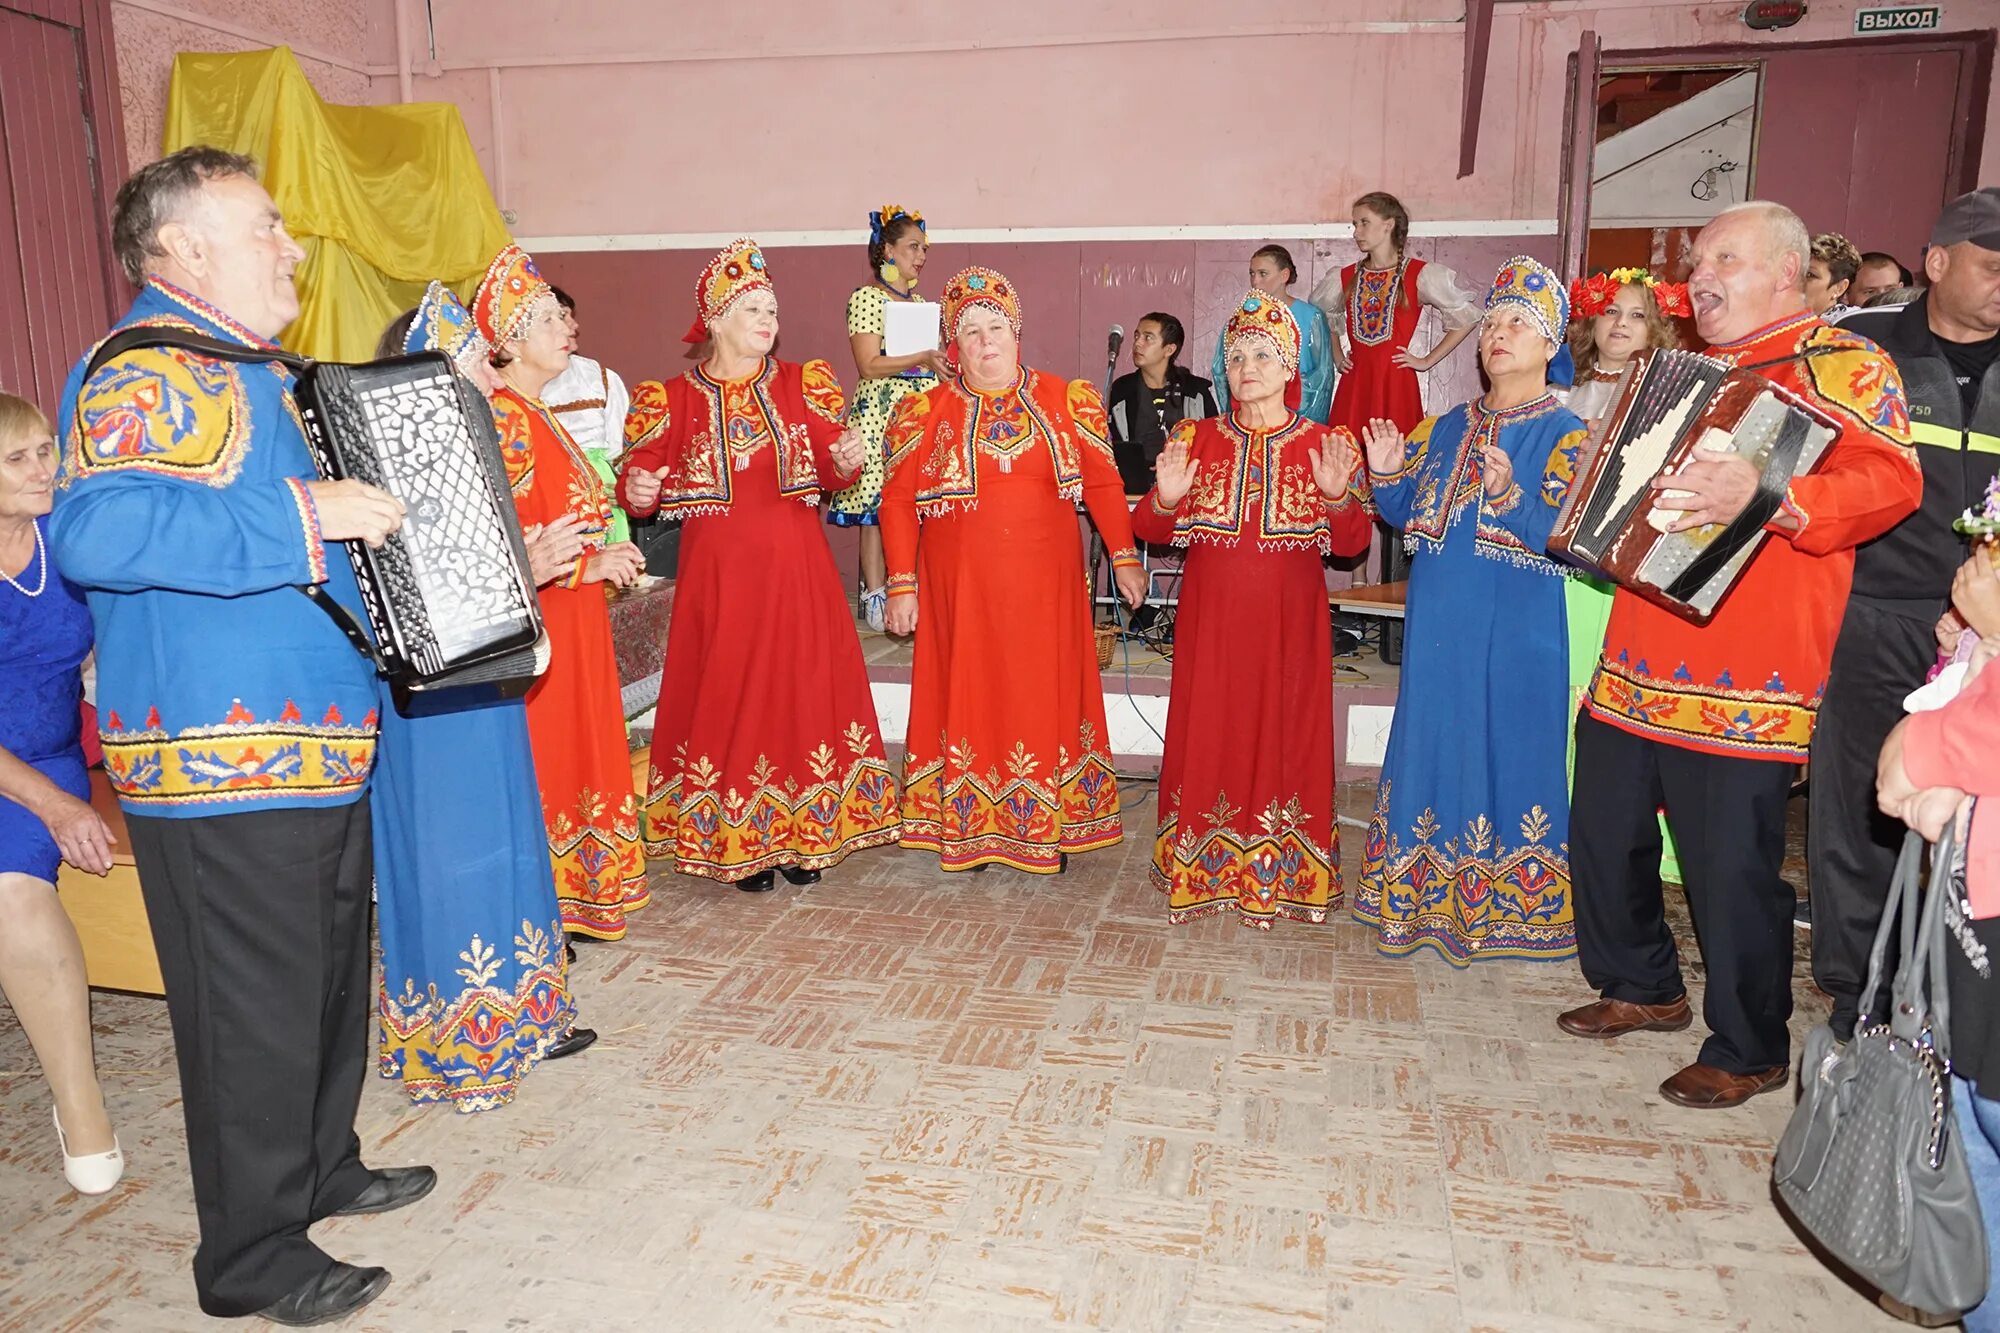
[1809,188,2000,1041]
[1108,312,1217,495]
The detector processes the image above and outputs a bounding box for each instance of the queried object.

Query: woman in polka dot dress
[834,206,946,629]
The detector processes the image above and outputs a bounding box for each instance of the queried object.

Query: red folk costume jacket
[617,358,855,517]
[880,369,1141,591]
[1583,311,1921,762]
[1132,413,1373,557]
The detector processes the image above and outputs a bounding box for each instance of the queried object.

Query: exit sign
[1855,4,1943,31]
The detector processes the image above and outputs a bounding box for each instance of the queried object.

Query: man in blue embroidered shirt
[50,146,418,1326]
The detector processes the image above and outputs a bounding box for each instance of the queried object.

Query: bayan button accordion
[291,354,544,691]
[1548,346,1843,623]
[82,330,545,693]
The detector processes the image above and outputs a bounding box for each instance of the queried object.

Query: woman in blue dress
[369,285,597,1112]
[1354,257,1588,966]
[0,392,124,1192]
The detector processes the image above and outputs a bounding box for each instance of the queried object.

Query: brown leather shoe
[1555,996,1692,1039]
[1659,1061,1788,1109]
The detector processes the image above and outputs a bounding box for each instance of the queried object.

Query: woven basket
[1094,623,1119,670]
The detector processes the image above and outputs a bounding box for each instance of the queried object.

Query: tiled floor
[0,786,1904,1331]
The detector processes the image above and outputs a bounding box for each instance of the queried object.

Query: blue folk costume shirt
[50,279,381,817]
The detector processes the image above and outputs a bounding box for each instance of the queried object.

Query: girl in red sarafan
[621,238,900,893]
[1135,291,1372,926]
[1309,190,1483,439]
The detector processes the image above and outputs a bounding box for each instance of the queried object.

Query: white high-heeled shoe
[53,1106,124,1196]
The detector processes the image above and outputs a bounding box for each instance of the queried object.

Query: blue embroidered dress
[1355,394,1587,964]
[369,283,578,1111]
[372,684,576,1111]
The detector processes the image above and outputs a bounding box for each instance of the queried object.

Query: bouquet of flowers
[1956,474,2000,541]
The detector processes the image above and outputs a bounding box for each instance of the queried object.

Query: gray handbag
[1774,826,1988,1318]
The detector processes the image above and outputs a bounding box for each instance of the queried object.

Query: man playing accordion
[1556,201,1921,1109]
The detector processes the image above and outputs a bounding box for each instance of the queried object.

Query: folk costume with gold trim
[50,278,380,814]
[619,239,899,880]
[476,246,648,939]
[370,282,580,1110]
[879,266,1141,872]
[1309,256,1482,438]
[1355,258,1588,964]
[1137,292,1372,924]
[1582,311,1920,762]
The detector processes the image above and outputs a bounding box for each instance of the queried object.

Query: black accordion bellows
[293,353,544,691]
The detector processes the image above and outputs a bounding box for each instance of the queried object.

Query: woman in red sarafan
[474,244,651,941]
[1135,291,1372,926]
[620,238,899,892]
[879,267,1147,873]
[1308,190,1483,439]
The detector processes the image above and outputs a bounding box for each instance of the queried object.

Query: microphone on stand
[1105,324,1125,373]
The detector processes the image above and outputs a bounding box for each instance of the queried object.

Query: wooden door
[1753,45,1965,263]
[0,0,127,416]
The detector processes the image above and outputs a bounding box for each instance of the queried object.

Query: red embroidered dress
[1584,313,1920,762]
[1332,259,1431,437]
[620,358,900,879]
[493,387,649,938]
[1133,413,1372,925]
[880,369,1140,872]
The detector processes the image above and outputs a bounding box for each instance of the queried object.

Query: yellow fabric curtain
[162,48,511,362]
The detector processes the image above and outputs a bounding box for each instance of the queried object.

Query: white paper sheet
[883,300,941,356]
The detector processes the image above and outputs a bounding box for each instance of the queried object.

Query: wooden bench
[1328,580,1408,620]
[55,769,164,996]
[52,744,658,999]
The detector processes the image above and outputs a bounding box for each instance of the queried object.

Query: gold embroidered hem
[376,916,575,1113]
[641,742,902,879]
[1585,656,1816,762]
[1149,811,1338,928]
[898,742,1123,873]
[1356,790,1576,966]
[99,703,377,809]
[548,785,648,940]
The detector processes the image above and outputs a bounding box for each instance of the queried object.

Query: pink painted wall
[110,0,398,166]
[382,0,1996,237]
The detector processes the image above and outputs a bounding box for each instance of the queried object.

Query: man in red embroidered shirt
[1557,201,1920,1109]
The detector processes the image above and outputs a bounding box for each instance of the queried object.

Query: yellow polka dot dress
[828,284,937,525]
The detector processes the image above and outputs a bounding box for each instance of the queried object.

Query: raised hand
[1360,418,1403,477]
[623,464,671,512]
[1953,541,2000,639]
[1153,436,1196,508]
[1308,432,1361,500]
[1480,441,1514,500]
[307,478,405,548]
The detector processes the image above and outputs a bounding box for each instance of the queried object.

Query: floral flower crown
[1570,268,1692,320]
[869,205,926,245]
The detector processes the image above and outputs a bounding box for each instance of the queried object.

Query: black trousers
[126,801,376,1317]
[1572,712,1798,1074]
[1807,597,1938,1040]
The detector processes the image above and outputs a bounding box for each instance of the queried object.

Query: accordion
[1548,346,1843,623]
[79,330,544,693]
[291,353,544,692]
